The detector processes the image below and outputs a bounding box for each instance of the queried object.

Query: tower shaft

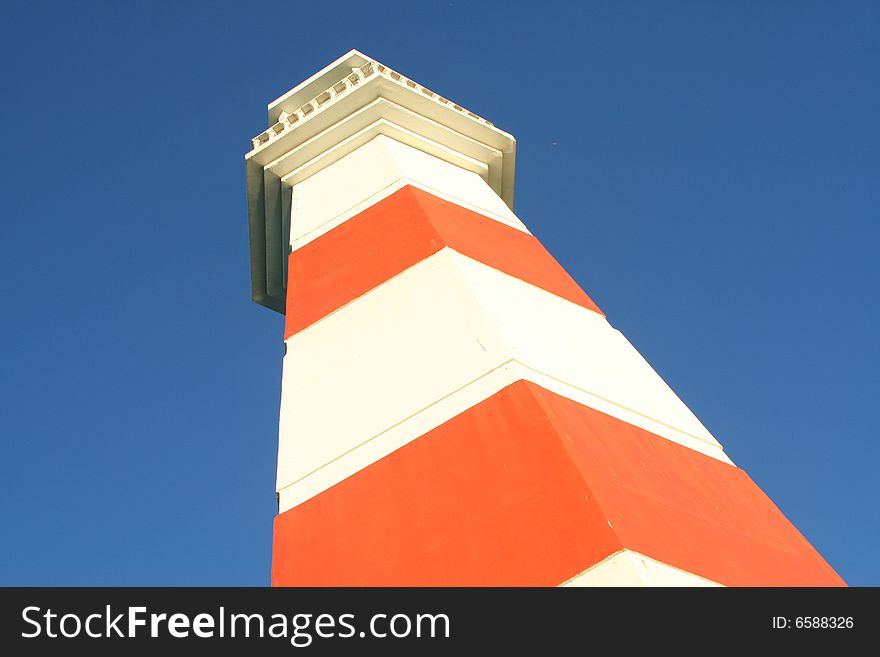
[246,51,844,586]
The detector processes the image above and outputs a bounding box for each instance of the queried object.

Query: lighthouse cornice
[245,49,516,313]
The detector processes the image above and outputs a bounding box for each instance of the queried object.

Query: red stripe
[272,381,844,587]
[284,185,602,338]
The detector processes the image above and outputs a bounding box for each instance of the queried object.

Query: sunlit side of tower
[245,51,844,586]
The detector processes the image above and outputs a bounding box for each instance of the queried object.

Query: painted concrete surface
[277,248,728,503]
[273,381,844,587]
[290,135,525,249]
[562,550,722,587]
[284,185,597,337]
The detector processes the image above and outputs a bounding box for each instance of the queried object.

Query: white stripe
[277,249,731,511]
[288,134,527,249]
[561,550,722,587]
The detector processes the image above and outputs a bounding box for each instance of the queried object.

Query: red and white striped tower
[245,51,844,587]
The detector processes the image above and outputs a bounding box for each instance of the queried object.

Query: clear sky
[1,1,877,586]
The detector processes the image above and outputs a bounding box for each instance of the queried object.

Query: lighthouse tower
[245,51,843,586]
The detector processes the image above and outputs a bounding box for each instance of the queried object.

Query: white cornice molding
[245,50,517,313]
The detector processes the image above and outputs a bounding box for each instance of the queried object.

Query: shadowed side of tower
[245,51,844,587]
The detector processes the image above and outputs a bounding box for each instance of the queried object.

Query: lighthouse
[245,50,843,586]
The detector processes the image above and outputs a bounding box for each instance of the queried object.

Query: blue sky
[1,1,877,585]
